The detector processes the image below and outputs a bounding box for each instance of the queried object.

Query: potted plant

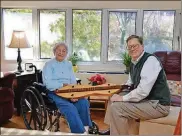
[121,52,132,74]
[68,52,82,72]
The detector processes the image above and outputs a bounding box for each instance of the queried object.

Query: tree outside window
[143,10,175,53]
[108,11,136,61]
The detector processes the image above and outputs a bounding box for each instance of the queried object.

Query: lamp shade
[8,30,31,48]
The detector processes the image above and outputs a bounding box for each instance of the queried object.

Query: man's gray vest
[130,52,170,105]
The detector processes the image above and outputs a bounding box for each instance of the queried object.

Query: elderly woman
[42,42,92,134]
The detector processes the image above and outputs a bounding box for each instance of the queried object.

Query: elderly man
[99,35,171,135]
[42,42,92,134]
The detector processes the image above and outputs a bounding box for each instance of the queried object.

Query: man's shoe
[98,129,110,135]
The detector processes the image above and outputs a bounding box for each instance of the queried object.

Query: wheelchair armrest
[33,82,45,87]
[32,82,49,94]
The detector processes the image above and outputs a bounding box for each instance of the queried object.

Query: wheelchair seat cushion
[32,82,59,112]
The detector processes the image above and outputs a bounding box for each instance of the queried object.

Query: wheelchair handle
[29,64,38,82]
[29,65,37,72]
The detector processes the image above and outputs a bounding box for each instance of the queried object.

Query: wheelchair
[20,66,99,134]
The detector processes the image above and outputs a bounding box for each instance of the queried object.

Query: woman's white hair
[53,42,68,54]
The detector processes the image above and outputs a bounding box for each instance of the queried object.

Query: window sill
[78,70,126,74]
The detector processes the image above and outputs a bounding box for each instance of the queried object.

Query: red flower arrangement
[88,74,106,86]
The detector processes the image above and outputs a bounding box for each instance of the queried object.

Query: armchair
[154,51,181,81]
[139,51,181,135]
[0,73,16,125]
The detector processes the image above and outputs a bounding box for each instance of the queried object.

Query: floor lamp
[8,30,31,73]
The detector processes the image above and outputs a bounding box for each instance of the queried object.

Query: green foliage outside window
[4,9,175,61]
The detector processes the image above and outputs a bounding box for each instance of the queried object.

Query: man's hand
[70,98,78,102]
[120,84,130,90]
[63,83,68,87]
[120,84,134,91]
[111,94,123,102]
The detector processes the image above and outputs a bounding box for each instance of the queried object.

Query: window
[143,10,175,53]
[39,10,66,59]
[108,11,137,61]
[2,8,179,69]
[3,9,33,60]
[72,10,102,61]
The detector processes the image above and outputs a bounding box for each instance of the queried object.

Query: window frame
[1,8,181,71]
[106,9,138,63]
[38,9,67,59]
[71,9,103,62]
[142,10,176,51]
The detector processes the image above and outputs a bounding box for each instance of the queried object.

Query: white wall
[1,1,181,72]
[75,73,128,85]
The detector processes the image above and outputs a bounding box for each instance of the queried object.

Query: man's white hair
[53,42,68,54]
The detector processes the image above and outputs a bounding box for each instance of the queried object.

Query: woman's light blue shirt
[42,58,76,91]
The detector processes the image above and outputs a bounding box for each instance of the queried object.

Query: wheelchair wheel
[88,121,99,134]
[21,86,47,130]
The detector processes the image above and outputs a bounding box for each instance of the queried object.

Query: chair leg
[105,100,108,113]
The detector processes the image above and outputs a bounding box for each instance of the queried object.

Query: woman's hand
[63,83,68,87]
[70,98,78,102]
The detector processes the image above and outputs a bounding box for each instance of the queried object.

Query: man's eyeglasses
[126,44,139,51]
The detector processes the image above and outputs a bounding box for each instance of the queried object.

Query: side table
[13,71,37,116]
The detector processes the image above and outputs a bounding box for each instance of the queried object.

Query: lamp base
[14,71,23,75]
[17,62,24,73]
[17,48,24,73]
[17,69,24,73]
[17,65,24,73]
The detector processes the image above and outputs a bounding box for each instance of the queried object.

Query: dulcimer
[54,83,123,99]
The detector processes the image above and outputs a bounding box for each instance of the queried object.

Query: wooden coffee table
[89,95,109,112]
